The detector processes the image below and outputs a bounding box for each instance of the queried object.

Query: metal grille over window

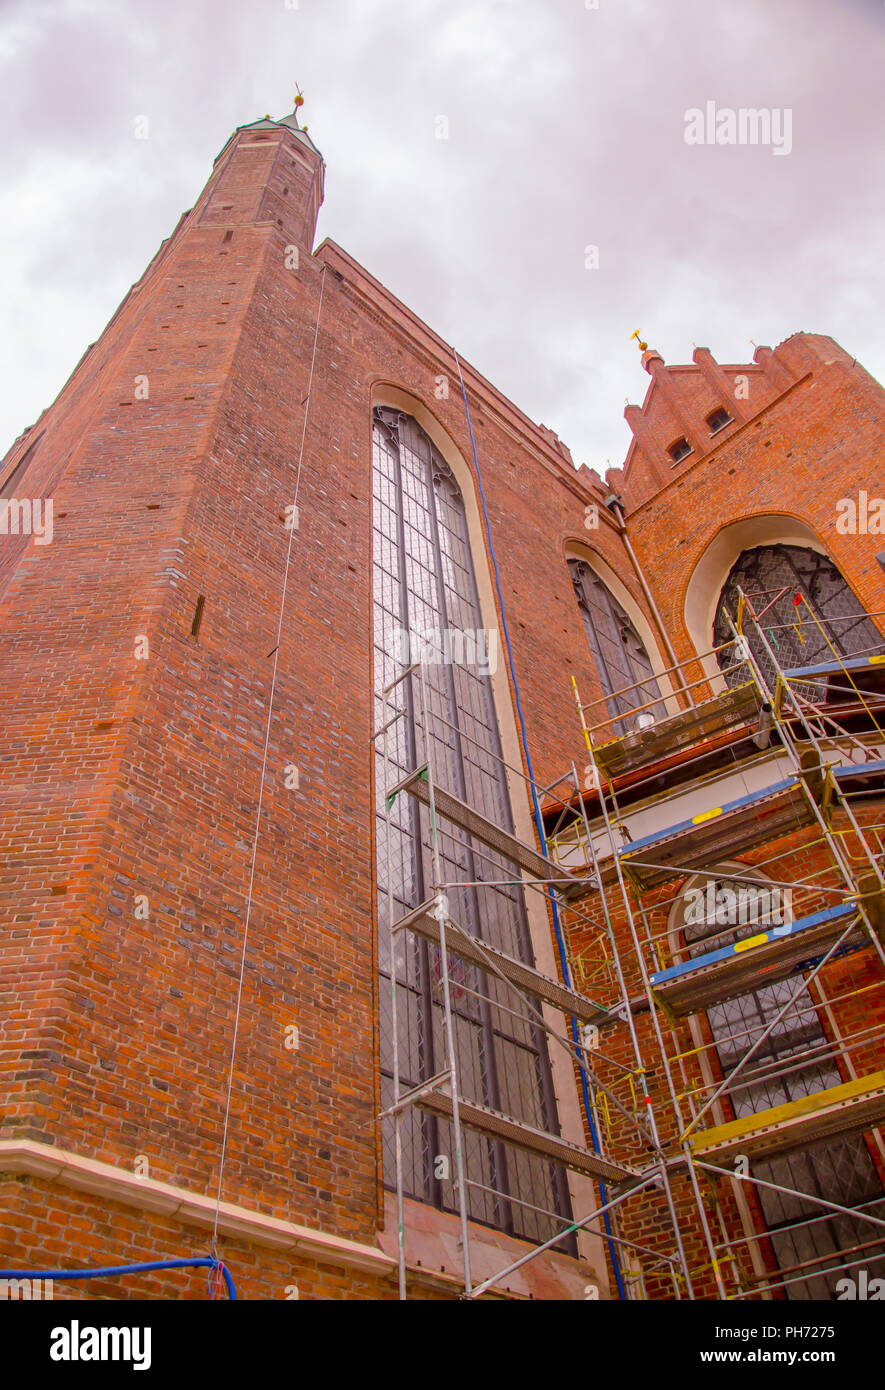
[568,557,666,737]
[683,877,885,1301]
[372,407,573,1245]
[713,544,882,699]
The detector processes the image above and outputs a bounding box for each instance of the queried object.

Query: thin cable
[212,263,327,1241]
[452,347,627,1299]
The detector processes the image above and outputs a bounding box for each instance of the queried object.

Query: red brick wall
[0,1178,443,1300]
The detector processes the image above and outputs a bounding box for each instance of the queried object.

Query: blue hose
[0,1257,237,1300]
[455,361,627,1300]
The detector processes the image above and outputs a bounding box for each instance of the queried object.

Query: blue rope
[454,356,627,1300]
[0,1257,237,1300]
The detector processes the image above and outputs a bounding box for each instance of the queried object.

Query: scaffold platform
[416,1087,640,1183]
[594,683,763,783]
[392,900,615,1025]
[649,903,861,1017]
[783,655,885,680]
[389,766,573,886]
[775,653,885,714]
[833,758,885,794]
[616,771,821,891]
[686,1070,885,1164]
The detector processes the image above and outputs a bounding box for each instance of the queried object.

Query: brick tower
[0,104,609,1300]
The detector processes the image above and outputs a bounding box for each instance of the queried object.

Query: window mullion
[384,417,442,1207]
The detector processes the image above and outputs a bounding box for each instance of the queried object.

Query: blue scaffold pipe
[0,1257,237,1300]
[455,355,628,1301]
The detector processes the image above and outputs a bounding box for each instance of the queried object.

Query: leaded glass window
[568,557,665,736]
[373,407,573,1245]
[713,544,882,696]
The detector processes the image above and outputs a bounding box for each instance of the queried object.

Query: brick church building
[1,103,884,1300]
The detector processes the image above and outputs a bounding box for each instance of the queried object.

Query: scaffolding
[373,656,704,1299]
[372,587,885,1300]
[547,589,885,1299]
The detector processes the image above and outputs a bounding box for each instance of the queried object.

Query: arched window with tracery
[679,872,885,1299]
[568,557,665,736]
[712,544,881,695]
[372,406,573,1245]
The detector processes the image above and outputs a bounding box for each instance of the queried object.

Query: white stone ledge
[0,1139,397,1277]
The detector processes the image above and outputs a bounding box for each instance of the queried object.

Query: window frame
[712,543,882,698]
[668,436,693,465]
[706,407,733,435]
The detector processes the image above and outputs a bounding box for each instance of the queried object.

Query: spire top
[264,85,322,157]
[291,84,306,130]
[631,329,665,375]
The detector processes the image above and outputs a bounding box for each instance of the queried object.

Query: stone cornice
[0,1139,396,1277]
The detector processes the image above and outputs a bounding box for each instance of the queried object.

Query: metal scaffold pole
[566,699,708,1298]
[379,663,411,1300]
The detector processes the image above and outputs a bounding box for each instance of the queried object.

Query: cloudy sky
[1,0,883,472]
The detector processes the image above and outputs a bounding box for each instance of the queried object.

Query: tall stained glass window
[373,407,573,1244]
[569,557,665,735]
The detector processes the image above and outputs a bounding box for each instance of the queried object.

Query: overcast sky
[1,0,884,473]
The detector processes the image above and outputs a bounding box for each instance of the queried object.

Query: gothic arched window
[680,873,885,1300]
[568,557,665,736]
[373,407,572,1245]
[712,544,881,695]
